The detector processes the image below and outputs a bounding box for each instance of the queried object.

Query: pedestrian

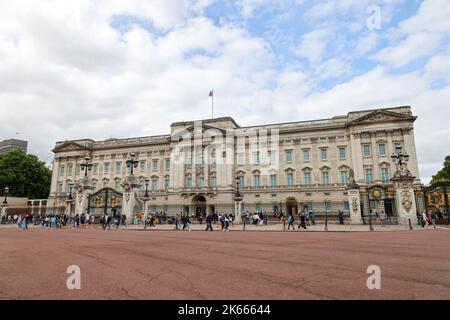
[422,211,429,228]
[338,210,344,225]
[205,213,213,231]
[379,211,386,226]
[431,211,437,229]
[150,214,155,228]
[287,214,295,230]
[263,211,268,225]
[80,213,86,228]
[102,214,111,230]
[298,213,307,230]
[310,211,316,225]
[305,211,310,226]
[22,215,29,230]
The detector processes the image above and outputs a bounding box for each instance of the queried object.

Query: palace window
[269,150,277,165]
[187,177,192,188]
[92,164,98,175]
[339,147,346,160]
[394,143,402,154]
[59,165,65,176]
[165,159,170,170]
[322,172,329,186]
[252,152,260,165]
[304,172,312,187]
[363,144,372,157]
[58,183,63,193]
[320,148,328,161]
[325,202,332,212]
[340,171,348,184]
[140,161,146,173]
[210,176,217,187]
[237,153,245,165]
[287,173,294,187]
[115,162,121,174]
[303,149,310,161]
[140,180,145,192]
[152,159,159,170]
[92,181,97,191]
[270,174,277,187]
[344,201,350,212]
[186,157,192,169]
[104,162,110,175]
[115,179,121,190]
[254,175,261,187]
[75,164,80,176]
[285,149,293,163]
[238,175,245,188]
[255,203,262,212]
[365,168,373,183]
[381,167,389,182]
[378,144,386,157]
[165,178,170,190]
[151,179,158,191]
[67,164,73,176]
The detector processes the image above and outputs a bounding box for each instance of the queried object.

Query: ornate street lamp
[126,152,139,176]
[143,179,150,229]
[3,186,9,205]
[80,157,93,177]
[391,146,412,179]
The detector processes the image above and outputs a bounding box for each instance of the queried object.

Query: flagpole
[211,91,214,119]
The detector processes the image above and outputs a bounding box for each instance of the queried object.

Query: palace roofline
[54,105,414,151]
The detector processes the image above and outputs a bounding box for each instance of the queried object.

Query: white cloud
[295,28,331,64]
[0,0,449,185]
[373,32,442,68]
[373,0,450,68]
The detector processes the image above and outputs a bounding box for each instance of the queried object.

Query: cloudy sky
[0,0,449,183]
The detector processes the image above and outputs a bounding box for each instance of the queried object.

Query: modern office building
[0,139,28,154]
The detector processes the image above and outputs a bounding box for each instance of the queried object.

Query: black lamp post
[126,153,139,175]
[143,179,150,229]
[80,157,93,177]
[3,186,9,205]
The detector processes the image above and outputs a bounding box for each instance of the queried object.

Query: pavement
[0,226,449,300]
[2,221,448,232]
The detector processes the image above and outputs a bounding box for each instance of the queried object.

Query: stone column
[74,177,92,216]
[0,205,7,221]
[347,169,363,224]
[348,189,363,224]
[234,200,242,224]
[121,175,140,223]
[393,178,417,225]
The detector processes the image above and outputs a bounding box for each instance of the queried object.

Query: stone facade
[48,106,423,220]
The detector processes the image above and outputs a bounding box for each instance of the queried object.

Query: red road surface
[0,227,449,300]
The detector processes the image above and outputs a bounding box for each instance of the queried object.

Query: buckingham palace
[48,105,424,223]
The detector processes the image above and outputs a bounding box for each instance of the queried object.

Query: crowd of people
[2,207,443,232]
[419,209,437,229]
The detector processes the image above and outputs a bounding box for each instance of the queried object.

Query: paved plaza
[0,227,449,300]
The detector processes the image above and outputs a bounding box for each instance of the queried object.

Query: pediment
[52,141,89,153]
[347,109,416,126]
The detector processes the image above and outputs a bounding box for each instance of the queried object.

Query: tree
[431,155,450,184]
[0,150,52,199]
